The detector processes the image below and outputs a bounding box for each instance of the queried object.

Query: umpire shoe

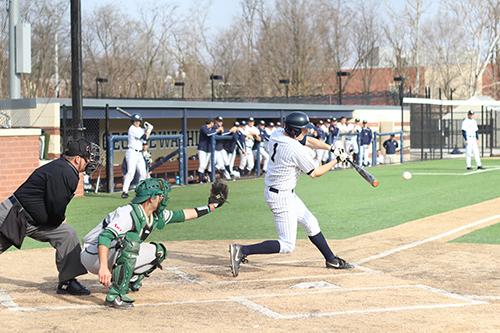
[326,256,354,270]
[229,244,244,277]
[57,278,91,295]
[104,296,134,310]
[478,166,485,170]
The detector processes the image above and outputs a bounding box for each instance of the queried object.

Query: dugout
[1,97,405,191]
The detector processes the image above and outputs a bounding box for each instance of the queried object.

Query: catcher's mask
[64,139,102,175]
[132,178,171,205]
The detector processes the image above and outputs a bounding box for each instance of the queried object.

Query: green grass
[19,158,500,250]
[453,223,500,244]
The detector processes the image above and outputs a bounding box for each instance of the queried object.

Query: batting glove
[332,147,348,162]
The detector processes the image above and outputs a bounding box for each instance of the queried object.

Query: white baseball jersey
[128,125,146,151]
[461,118,482,168]
[80,205,174,275]
[461,118,478,138]
[264,128,316,191]
[263,128,321,254]
[243,125,259,149]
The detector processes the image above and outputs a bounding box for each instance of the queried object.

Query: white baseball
[402,171,412,180]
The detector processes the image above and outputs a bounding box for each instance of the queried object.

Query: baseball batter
[462,110,484,170]
[122,114,153,199]
[229,112,353,277]
[81,178,221,309]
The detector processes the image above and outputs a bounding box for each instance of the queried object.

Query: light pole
[95,77,108,98]
[210,74,223,101]
[393,76,405,132]
[336,71,350,105]
[174,81,185,99]
[279,79,290,100]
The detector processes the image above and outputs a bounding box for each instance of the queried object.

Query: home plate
[290,281,340,289]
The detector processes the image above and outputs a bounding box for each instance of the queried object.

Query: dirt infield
[1,198,500,332]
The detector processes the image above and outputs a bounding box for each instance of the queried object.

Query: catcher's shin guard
[106,234,140,302]
[130,242,167,292]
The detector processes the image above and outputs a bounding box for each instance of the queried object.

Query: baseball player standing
[257,120,270,173]
[359,120,373,167]
[197,119,217,183]
[462,110,484,170]
[122,114,153,198]
[229,112,353,277]
[239,117,261,176]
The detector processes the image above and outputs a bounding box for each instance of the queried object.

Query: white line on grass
[357,214,500,265]
[412,166,500,176]
[0,289,19,310]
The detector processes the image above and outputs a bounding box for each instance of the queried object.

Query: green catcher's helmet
[132,178,171,204]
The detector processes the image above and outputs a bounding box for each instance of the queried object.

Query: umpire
[0,138,100,296]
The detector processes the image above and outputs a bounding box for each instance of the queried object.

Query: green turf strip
[17,158,500,249]
[452,222,500,244]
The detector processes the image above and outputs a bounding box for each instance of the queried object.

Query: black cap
[269,122,275,126]
[332,117,337,121]
[248,117,255,122]
[215,116,223,121]
[362,120,368,124]
[355,118,360,122]
[240,120,247,126]
[234,121,240,126]
[64,138,92,159]
[276,121,281,126]
[319,120,324,124]
[468,110,474,115]
[260,120,266,125]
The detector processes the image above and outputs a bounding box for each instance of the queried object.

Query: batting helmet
[131,114,143,122]
[284,112,310,138]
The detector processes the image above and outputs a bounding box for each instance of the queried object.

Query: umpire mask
[84,143,102,175]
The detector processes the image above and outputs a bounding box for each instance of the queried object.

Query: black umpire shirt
[14,157,79,228]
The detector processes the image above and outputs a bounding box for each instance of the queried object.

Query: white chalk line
[0,289,19,310]
[165,267,202,285]
[228,284,486,320]
[7,283,485,316]
[214,272,370,285]
[464,294,500,301]
[357,214,500,265]
[412,166,500,176]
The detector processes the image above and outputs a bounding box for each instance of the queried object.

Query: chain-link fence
[409,103,498,161]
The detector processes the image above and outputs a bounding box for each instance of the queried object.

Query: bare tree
[445,0,500,96]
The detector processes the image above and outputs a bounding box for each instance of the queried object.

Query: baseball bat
[116,107,132,118]
[346,159,379,187]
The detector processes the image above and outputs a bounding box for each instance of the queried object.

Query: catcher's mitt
[208,179,229,207]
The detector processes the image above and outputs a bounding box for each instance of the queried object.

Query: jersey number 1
[271,143,278,162]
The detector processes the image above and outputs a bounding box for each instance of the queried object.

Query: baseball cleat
[121,192,129,199]
[326,256,354,270]
[57,279,91,296]
[229,244,244,277]
[104,296,134,310]
[466,167,472,170]
[477,166,485,170]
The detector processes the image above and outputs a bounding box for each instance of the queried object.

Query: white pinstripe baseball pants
[265,188,321,253]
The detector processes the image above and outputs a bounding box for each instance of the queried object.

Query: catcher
[80,178,228,309]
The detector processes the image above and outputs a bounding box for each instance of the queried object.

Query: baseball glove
[208,179,229,207]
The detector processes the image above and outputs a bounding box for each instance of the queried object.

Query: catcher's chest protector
[129,204,157,242]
